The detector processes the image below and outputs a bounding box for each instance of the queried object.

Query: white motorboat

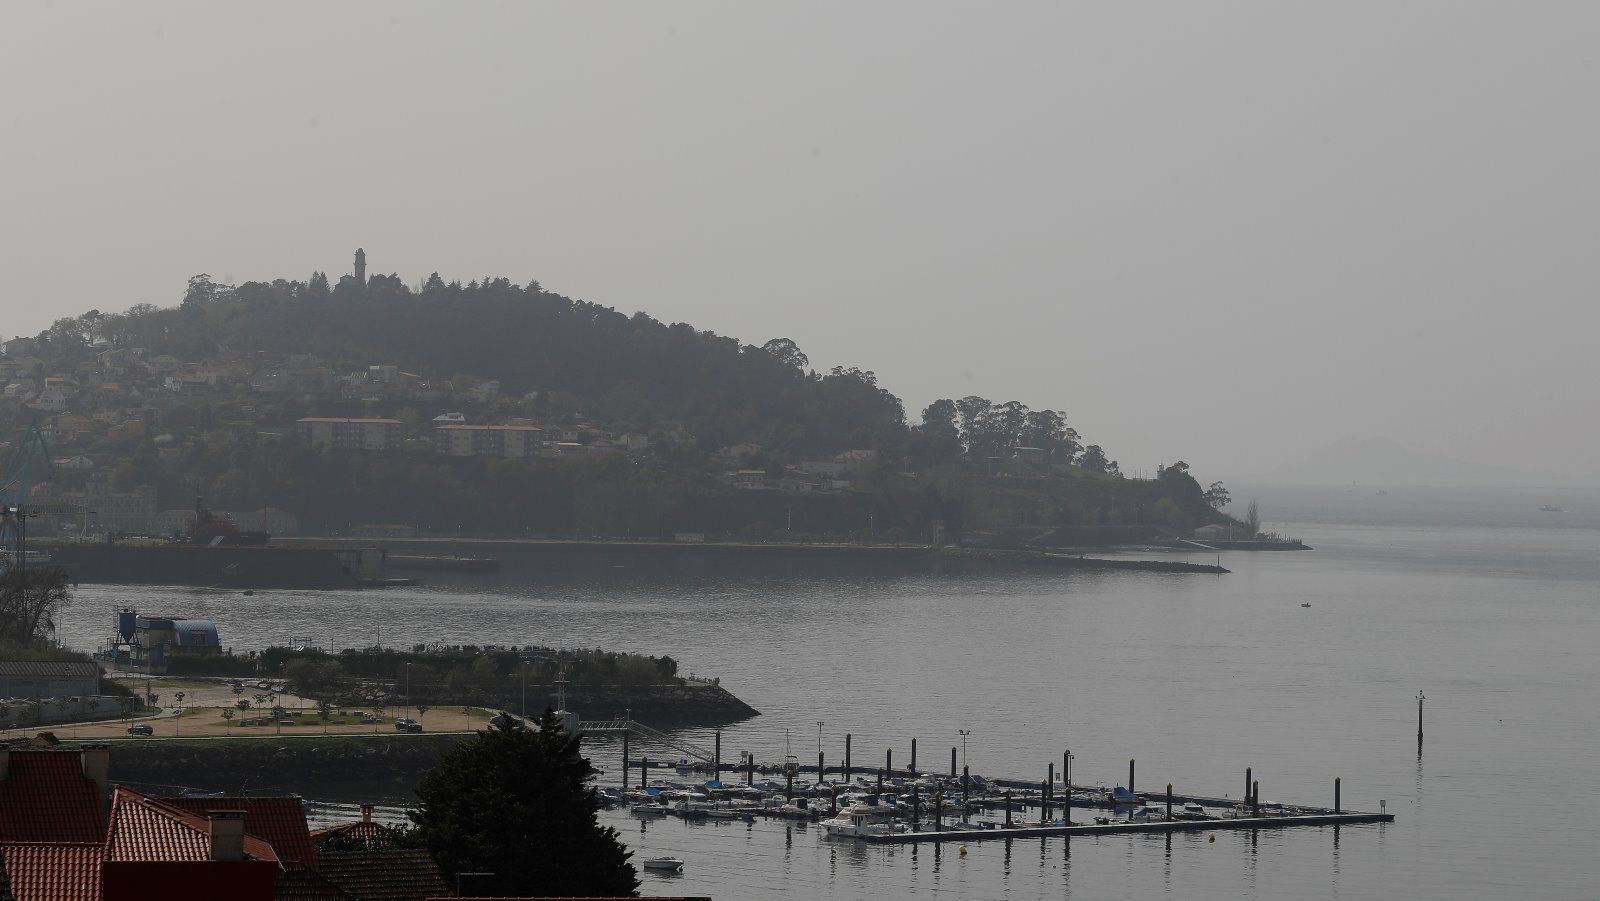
[642,856,685,872]
[820,802,908,838]
[630,803,669,817]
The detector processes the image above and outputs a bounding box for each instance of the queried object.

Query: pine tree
[409,710,638,896]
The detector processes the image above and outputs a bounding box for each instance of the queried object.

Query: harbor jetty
[603,727,1388,848]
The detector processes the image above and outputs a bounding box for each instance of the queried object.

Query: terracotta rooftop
[0,842,103,901]
[161,796,318,867]
[0,751,105,843]
[105,787,278,863]
[318,850,450,901]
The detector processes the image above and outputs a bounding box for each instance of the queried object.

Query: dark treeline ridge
[12,271,1237,539]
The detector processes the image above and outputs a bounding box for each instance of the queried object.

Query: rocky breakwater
[555,679,759,726]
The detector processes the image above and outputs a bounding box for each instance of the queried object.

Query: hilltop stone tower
[354,247,367,288]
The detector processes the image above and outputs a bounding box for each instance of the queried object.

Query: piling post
[1417,691,1425,743]
[818,752,825,784]
[911,784,920,830]
[886,748,893,779]
[1251,780,1259,817]
[1129,759,1135,794]
[714,730,721,777]
[1041,780,1050,823]
[910,738,917,774]
[845,733,853,780]
[1335,777,1341,814]
[746,751,754,786]
[1048,762,1054,794]
[621,731,629,788]
[962,765,970,812]
[1004,790,1013,827]
[786,771,793,801]
[640,755,648,789]
[1245,767,1252,806]
[1166,783,1173,820]
[1063,750,1072,825]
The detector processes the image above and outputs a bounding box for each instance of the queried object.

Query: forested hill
[9,269,1236,539]
[62,273,905,456]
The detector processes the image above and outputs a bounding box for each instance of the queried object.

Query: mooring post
[640,755,649,789]
[886,748,893,779]
[786,771,793,801]
[1004,790,1013,827]
[819,751,825,784]
[1417,690,1425,744]
[1129,758,1135,794]
[911,784,920,829]
[746,751,754,786]
[1063,750,1072,825]
[1040,780,1050,823]
[1245,767,1252,805]
[845,733,853,780]
[1166,783,1173,820]
[1335,777,1341,814]
[714,729,722,776]
[951,747,958,777]
[910,738,917,774]
[1252,780,1259,817]
[621,731,630,788]
[962,765,970,811]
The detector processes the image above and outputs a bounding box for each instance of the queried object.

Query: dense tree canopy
[410,711,638,897]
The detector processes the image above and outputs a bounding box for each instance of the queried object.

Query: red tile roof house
[0,743,446,901]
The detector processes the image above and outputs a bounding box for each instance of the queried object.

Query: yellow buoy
[959,845,968,857]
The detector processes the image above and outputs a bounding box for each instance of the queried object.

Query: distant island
[1,251,1244,546]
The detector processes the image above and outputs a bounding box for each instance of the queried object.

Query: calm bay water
[56,485,1600,899]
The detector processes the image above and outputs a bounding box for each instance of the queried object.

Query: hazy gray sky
[3,2,1596,479]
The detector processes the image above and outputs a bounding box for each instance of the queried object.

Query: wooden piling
[1166,783,1173,820]
[845,734,852,780]
[746,751,754,786]
[951,747,957,777]
[886,748,893,779]
[1245,767,1252,804]
[1251,780,1259,817]
[1041,780,1050,823]
[910,738,917,774]
[818,751,825,783]
[1004,790,1013,827]
[640,755,648,789]
[1129,759,1135,794]
[1335,777,1341,814]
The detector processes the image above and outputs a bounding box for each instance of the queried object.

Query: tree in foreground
[409,709,638,897]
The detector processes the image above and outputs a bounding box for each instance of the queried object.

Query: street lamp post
[958,729,971,773]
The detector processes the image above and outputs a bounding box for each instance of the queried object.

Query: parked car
[126,723,154,736]
[393,717,418,731]
[399,721,423,734]
[489,713,511,728]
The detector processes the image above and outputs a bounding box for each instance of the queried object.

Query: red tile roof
[0,751,105,843]
[0,843,103,901]
[105,788,278,863]
[272,862,353,900]
[317,850,450,901]
[161,797,318,868]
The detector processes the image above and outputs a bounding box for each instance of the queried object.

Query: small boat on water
[630,803,669,817]
[1539,504,1564,512]
[642,856,684,872]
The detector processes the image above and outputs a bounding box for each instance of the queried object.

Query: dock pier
[859,811,1391,844]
